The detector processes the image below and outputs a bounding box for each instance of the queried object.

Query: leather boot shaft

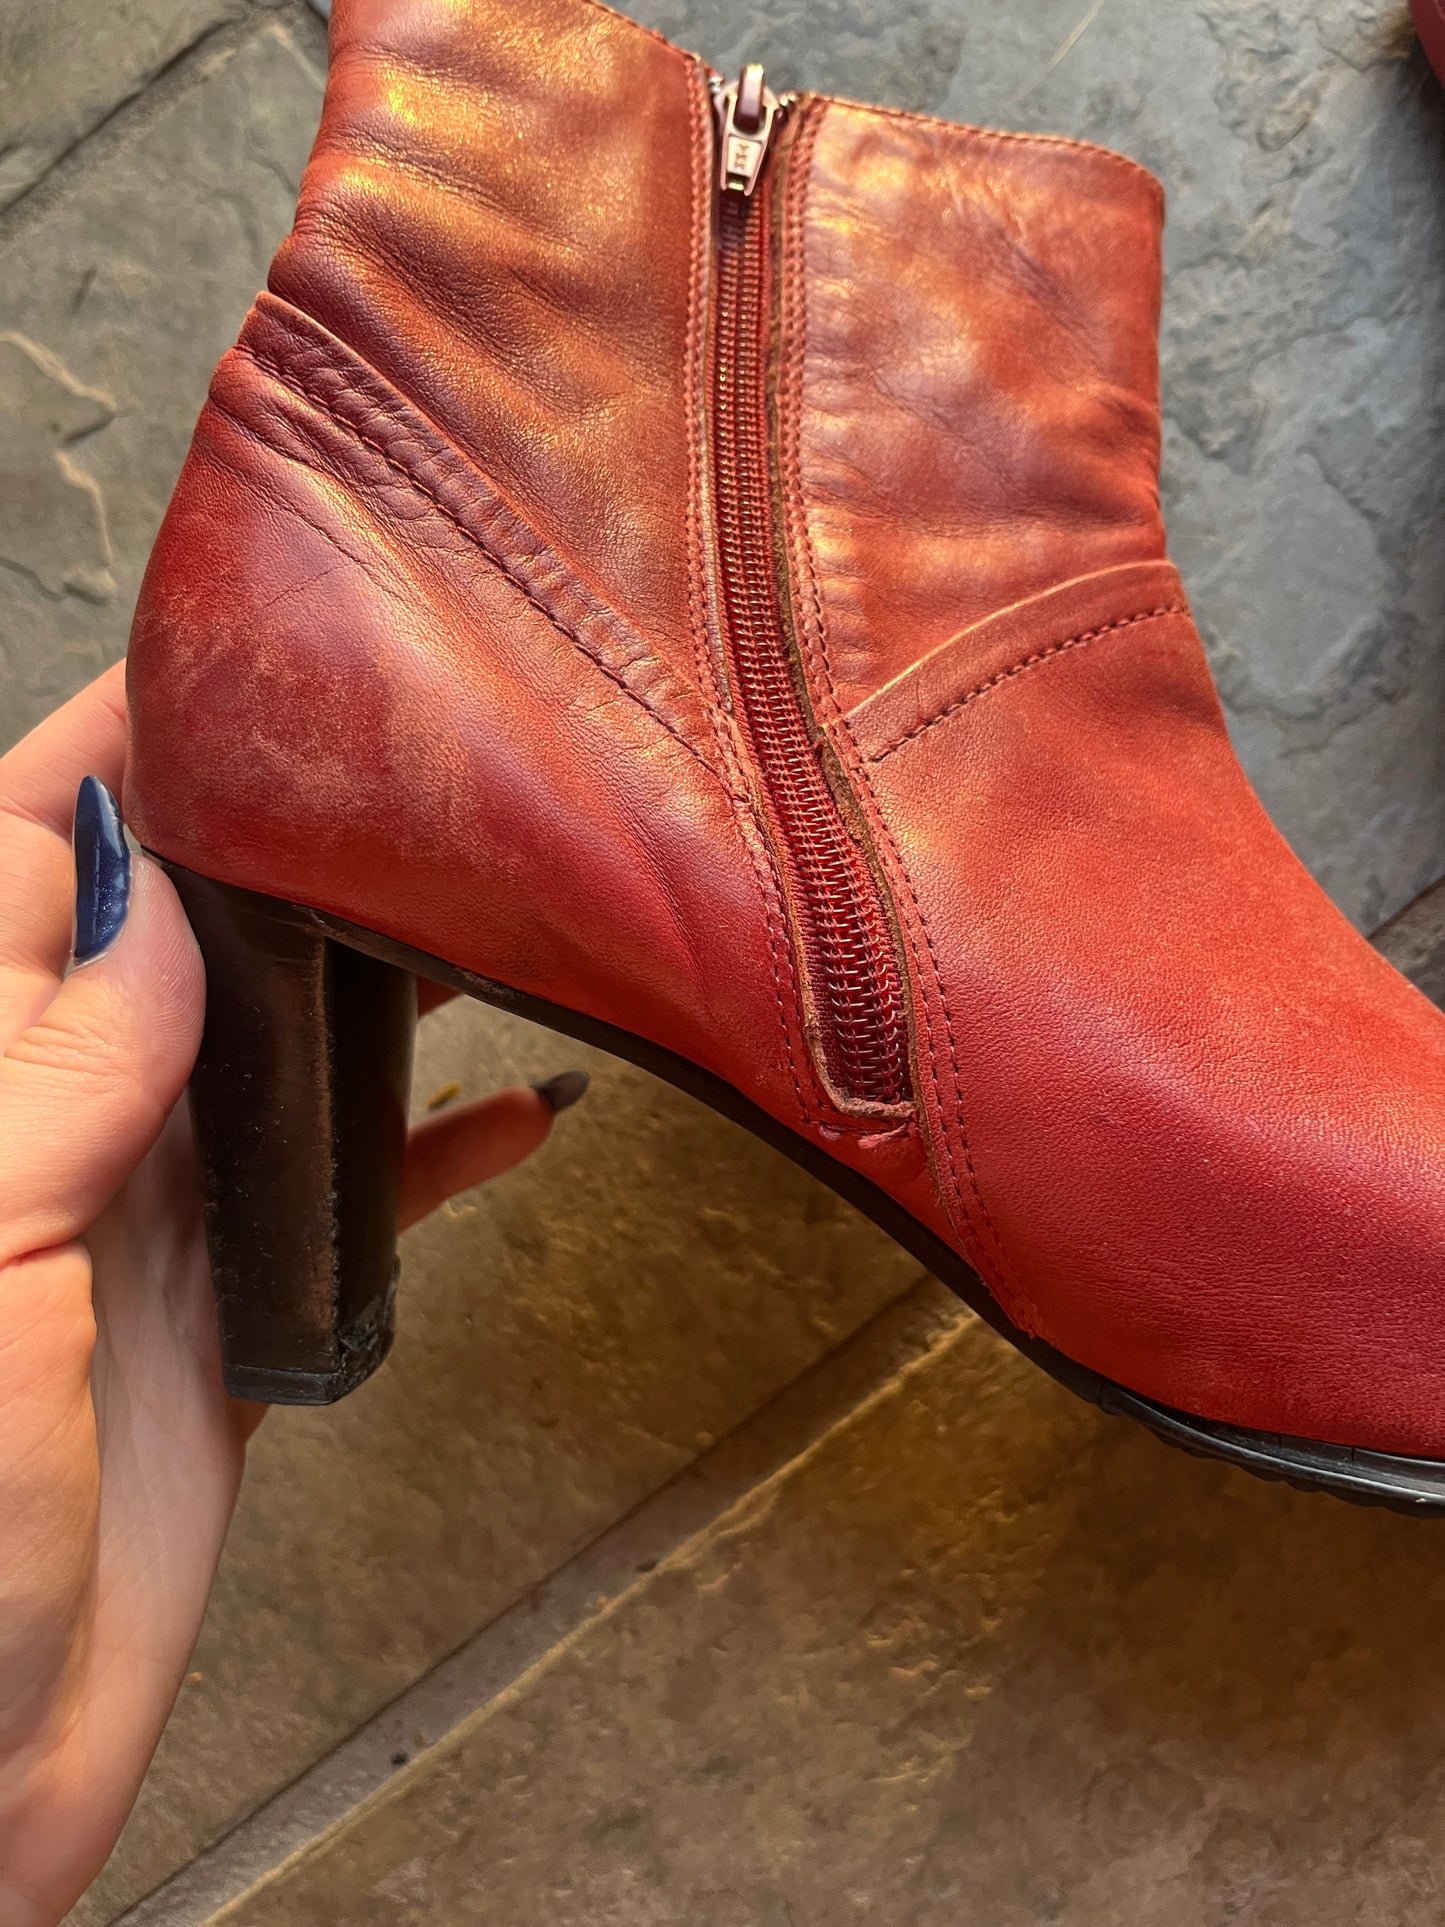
[265,0,1170,705]
[269,0,710,668]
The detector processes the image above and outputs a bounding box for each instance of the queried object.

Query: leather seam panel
[233,304,715,759]
[865,603,1188,764]
[781,98,840,711]
[575,0,692,59]
[208,375,824,1133]
[823,94,1164,202]
[227,347,725,785]
[682,55,723,758]
[777,99,918,1126]
[779,98,1033,1271]
[846,746,1036,1330]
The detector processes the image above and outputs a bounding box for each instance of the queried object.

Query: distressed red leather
[128,0,1445,1456]
[269,0,711,672]
[1415,0,1445,84]
[783,102,1167,711]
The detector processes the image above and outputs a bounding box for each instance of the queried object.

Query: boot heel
[159,863,416,1405]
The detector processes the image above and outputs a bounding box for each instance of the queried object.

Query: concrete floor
[1,0,1443,1921]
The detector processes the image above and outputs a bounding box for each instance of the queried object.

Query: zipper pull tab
[714,64,782,197]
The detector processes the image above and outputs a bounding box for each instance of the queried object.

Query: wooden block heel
[160,863,417,1404]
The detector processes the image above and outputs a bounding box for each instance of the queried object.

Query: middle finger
[0,664,128,1047]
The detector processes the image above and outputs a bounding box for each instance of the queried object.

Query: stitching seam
[783,101,840,711]
[574,0,694,59]
[825,95,1164,202]
[849,745,1031,1322]
[682,58,719,754]
[776,98,1020,1295]
[231,343,717,782]
[867,604,1185,763]
[771,96,850,1123]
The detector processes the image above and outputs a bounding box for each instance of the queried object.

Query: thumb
[0,780,204,1267]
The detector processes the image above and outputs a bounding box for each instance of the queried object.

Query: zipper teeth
[713,187,912,1109]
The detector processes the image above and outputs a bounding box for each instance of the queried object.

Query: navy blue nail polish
[73,776,131,966]
[531,1069,589,1114]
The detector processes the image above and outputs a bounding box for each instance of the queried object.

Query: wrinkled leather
[129,0,1445,1456]
[270,0,713,679]
[782,100,1167,712]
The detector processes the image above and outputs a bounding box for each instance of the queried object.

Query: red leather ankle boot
[127,0,1445,1506]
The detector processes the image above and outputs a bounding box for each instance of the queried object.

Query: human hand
[0,664,583,1924]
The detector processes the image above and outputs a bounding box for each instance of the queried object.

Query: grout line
[113,1274,965,1926]
[0,22,231,230]
[0,2,320,249]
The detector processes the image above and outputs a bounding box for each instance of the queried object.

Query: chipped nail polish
[73,776,132,966]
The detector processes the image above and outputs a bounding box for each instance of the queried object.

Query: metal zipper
[708,67,912,1110]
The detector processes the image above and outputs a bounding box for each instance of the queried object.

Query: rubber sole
[164,865,1445,1516]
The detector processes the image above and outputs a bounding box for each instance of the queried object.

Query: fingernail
[73,776,131,967]
[531,1069,589,1115]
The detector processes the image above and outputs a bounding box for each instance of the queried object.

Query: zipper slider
[713,64,782,197]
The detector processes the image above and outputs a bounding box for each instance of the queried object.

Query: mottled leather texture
[270,0,714,675]
[129,0,1445,1456]
[781,97,1167,713]
[1415,0,1445,84]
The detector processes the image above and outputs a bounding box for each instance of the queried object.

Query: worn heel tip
[224,1327,395,1406]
